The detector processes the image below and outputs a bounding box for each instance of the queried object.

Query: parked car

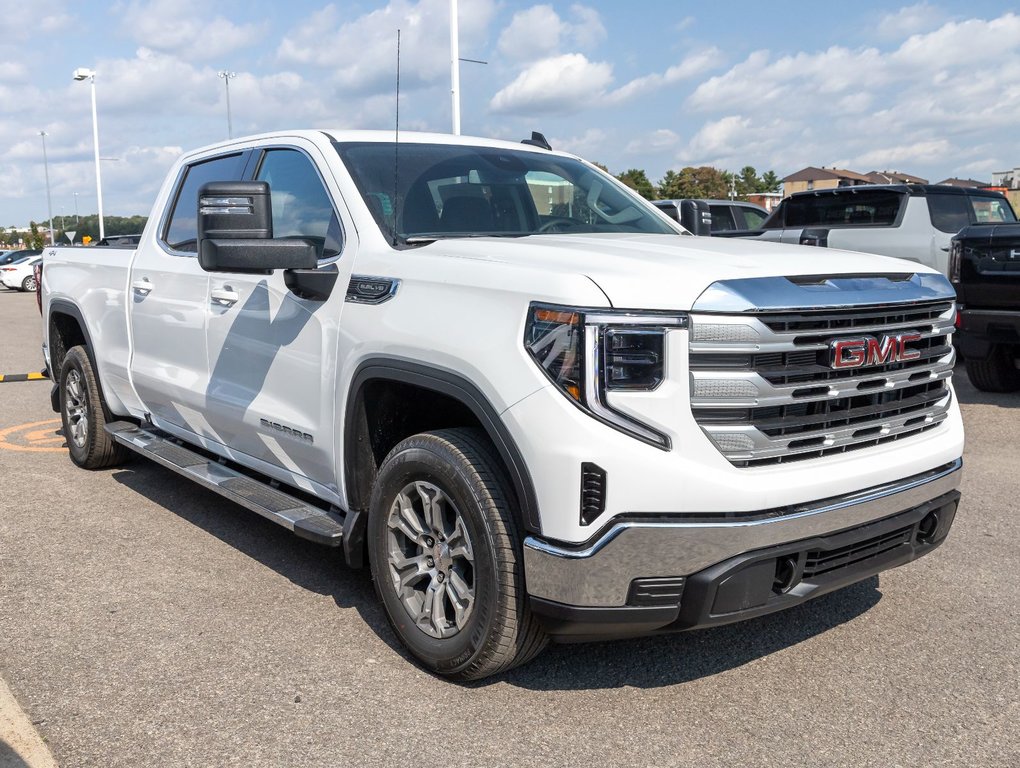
[740,185,1016,277]
[950,223,1020,391]
[0,249,40,267]
[1,254,43,291]
[653,199,769,235]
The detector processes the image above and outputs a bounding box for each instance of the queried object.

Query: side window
[709,205,736,231]
[928,194,972,234]
[164,153,245,252]
[256,149,342,258]
[740,207,769,229]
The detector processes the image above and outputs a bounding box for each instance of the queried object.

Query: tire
[368,428,547,681]
[59,346,129,469]
[964,345,1020,393]
[21,274,37,292]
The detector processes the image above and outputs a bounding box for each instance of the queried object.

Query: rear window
[784,191,905,228]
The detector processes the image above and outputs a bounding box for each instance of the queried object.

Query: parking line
[0,372,48,383]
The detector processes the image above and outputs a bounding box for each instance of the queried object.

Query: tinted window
[739,207,769,229]
[652,202,681,222]
[784,191,904,228]
[164,153,245,252]
[255,148,342,258]
[709,205,736,232]
[928,194,1017,233]
[335,142,676,243]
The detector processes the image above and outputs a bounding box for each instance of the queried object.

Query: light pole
[218,70,236,139]
[450,0,460,135]
[73,192,80,225]
[39,131,55,246]
[72,67,105,240]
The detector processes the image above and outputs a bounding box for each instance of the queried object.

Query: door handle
[210,288,239,307]
[131,279,153,296]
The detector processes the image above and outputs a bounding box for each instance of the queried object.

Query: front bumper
[524,459,962,639]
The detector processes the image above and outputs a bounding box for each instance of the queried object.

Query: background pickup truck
[950,223,1020,391]
[41,129,964,680]
[741,184,1016,277]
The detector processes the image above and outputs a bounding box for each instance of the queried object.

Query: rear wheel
[368,428,547,680]
[964,344,1020,392]
[59,346,129,469]
[21,274,37,292]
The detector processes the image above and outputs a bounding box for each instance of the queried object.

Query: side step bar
[105,421,345,546]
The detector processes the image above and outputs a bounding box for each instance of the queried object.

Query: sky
[1,0,1018,226]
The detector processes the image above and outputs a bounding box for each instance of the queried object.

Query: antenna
[393,28,401,247]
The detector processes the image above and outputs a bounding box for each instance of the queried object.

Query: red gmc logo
[829,332,923,369]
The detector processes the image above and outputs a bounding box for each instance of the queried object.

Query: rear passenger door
[203,141,356,492]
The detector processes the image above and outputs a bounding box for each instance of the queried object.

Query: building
[933,177,989,188]
[864,170,929,185]
[991,167,1020,189]
[781,166,873,196]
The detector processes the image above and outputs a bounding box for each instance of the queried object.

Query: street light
[72,67,105,240]
[73,192,80,225]
[39,131,55,246]
[217,70,237,139]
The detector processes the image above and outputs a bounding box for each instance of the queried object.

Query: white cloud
[278,0,497,95]
[497,4,606,63]
[489,54,613,114]
[606,47,724,103]
[877,3,947,39]
[852,139,953,168]
[117,0,267,60]
[553,128,608,159]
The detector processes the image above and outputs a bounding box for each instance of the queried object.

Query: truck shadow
[111,462,882,691]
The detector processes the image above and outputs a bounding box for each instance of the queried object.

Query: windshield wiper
[403,232,529,244]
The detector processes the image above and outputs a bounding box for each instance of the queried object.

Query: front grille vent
[690,300,956,467]
[580,462,607,526]
[803,525,914,579]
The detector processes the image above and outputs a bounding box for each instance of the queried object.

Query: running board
[105,421,345,546]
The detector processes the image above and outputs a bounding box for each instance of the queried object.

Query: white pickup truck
[41,130,964,680]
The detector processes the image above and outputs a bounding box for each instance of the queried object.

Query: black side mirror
[197,181,317,273]
[679,199,712,235]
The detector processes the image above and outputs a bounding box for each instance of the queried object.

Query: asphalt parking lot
[0,289,1017,767]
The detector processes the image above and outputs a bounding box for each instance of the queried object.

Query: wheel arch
[47,299,110,416]
[343,359,543,545]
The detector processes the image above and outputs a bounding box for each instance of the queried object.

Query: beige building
[781,167,873,196]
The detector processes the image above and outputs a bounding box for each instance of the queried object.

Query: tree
[26,222,46,250]
[616,169,656,200]
[735,166,759,197]
[760,170,780,192]
[657,166,730,200]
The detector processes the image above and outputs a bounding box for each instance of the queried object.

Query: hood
[419,233,940,310]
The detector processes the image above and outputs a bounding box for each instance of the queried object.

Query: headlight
[524,303,687,449]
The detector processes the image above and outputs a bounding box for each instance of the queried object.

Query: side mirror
[197,181,318,273]
[679,199,712,236]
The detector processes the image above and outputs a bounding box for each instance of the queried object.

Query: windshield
[335,142,678,244]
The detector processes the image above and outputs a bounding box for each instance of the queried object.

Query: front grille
[690,300,956,467]
[803,525,914,579]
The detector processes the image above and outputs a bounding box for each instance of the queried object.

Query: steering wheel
[537,217,584,233]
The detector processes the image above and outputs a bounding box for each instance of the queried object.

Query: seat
[440,196,495,232]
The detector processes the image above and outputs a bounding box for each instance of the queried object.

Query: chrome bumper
[523,459,963,607]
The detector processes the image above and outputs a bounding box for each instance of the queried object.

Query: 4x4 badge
[829,332,923,369]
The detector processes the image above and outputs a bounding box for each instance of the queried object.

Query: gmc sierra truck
[41,130,964,680]
[950,223,1020,391]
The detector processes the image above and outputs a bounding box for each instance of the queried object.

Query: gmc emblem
[829,332,923,369]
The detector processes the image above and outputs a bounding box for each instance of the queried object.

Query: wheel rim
[64,369,89,448]
[24,276,36,291]
[386,480,475,639]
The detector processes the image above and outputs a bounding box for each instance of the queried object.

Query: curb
[0,374,47,384]
[0,677,58,767]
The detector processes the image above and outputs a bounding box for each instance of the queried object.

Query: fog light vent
[580,462,607,526]
[627,576,686,607]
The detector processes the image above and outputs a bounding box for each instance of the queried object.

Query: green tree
[616,168,656,200]
[735,166,759,197]
[26,222,46,250]
[760,170,780,192]
[657,166,730,200]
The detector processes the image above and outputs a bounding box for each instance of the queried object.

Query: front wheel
[59,346,129,469]
[368,428,547,680]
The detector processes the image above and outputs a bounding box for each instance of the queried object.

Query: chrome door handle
[210,288,239,307]
[131,279,153,295]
